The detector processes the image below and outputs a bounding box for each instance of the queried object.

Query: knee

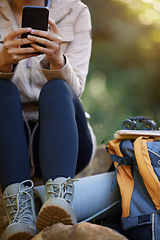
[39,79,73,104]
[0,79,20,104]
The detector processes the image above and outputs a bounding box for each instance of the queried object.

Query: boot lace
[4,180,36,224]
[47,177,79,203]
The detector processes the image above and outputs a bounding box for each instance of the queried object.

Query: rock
[0,189,8,236]
[32,222,128,240]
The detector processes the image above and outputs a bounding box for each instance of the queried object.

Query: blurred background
[82,0,160,144]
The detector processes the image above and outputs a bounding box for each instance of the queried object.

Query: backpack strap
[110,154,136,166]
[110,154,136,190]
[107,139,135,218]
[134,137,160,211]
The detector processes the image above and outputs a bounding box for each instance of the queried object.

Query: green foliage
[82,0,160,144]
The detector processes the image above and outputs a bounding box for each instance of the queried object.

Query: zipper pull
[27,58,31,68]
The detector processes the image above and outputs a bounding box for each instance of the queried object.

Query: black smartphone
[21,6,49,50]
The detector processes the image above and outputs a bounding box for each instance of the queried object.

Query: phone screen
[21,6,49,50]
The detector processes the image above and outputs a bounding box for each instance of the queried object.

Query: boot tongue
[5,182,29,198]
[4,183,19,196]
[4,183,30,221]
[45,178,66,201]
[53,177,67,185]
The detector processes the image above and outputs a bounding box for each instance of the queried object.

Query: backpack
[106,135,160,240]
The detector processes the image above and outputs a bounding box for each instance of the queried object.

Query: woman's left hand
[27,18,65,70]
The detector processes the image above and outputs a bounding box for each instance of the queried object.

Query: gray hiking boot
[1,180,37,240]
[36,177,78,231]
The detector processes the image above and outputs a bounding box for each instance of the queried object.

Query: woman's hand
[27,18,65,70]
[0,28,39,73]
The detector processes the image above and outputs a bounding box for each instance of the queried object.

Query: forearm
[0,50,13,73]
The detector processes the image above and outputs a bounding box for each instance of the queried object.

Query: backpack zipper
[148,149,160,159]
[152,213,155,240]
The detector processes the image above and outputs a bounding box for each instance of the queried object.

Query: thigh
[35,79,93,176]
[71,91,93,174]
[56,80,93,173]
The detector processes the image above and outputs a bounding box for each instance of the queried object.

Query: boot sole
[36,198,77,231]
[6,232,33,240]
[0,223,36,240]
[36,205,74,231]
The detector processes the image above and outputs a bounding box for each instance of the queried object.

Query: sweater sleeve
[40,6,92,97]
[0,71,14,80]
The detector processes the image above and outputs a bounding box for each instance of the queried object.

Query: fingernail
[28,35,32,39]
[30,29,35,33]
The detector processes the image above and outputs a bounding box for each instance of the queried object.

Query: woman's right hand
[0,28,38,73]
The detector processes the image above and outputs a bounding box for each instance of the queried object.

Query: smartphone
[21,6,49,50]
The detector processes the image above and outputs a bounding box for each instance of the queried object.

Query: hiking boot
[1,180,37,240]
[36,177,78,231]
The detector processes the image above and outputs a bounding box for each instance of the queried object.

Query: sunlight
[138,8,159,25]
[138,13,152,25]
[114,0,160,26]
[153,1,160,12]
[127,1,143,10]
[141,0,153,3]
[89,72,107,100]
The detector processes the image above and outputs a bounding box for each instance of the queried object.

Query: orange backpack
[107,136,160,240]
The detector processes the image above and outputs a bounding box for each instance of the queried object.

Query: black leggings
[0,79,93,191]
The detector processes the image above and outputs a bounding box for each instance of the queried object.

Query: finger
[27,34,50,46]
[5,28,32,40]
[17,38,36,47]
[8,46,38,55]
[27,33,62,47]
[17,47,39,55]
[4,38,34,49]
[48,18,60,35]
[29,29,55,41]
[30,43,48,55]
[20,53,40,59]
[13,53,40,63]
[31,43,56,56]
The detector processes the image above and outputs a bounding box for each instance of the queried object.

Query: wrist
[0,63,13,73]
[0,49,13,73]
[50,54,65,70]
[0,54,13,73]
